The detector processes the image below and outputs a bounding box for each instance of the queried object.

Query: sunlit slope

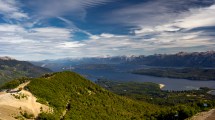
[27,71,160,120]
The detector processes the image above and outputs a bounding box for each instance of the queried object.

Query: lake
[74,67,215,91]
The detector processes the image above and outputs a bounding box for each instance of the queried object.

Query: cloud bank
[0,0,215,60]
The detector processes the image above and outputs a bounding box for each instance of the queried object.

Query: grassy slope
[27,71,162,120]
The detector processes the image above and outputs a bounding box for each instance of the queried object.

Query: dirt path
[189,109,215,120]
[205,109,215,120]
[0,81,51,120]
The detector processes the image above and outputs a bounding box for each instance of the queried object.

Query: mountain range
[127,51,215,67]
[32,51,215,71]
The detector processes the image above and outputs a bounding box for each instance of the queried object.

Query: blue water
[74,68,215,91]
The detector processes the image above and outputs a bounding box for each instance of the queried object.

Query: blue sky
[0,0,215,60]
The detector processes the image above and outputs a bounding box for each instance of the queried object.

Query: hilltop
[0,56,52,85]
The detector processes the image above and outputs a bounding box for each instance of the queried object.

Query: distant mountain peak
[0,56,15,61]
[202,50,215,55]
[160,51,215,57]
[175,52,189,56]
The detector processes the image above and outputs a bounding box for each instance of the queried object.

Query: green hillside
[1,71,214,119]
[27,72,160,120]
[23,71,215,120]
[0,58,52,85]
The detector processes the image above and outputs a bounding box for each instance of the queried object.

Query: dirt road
[189,109,215,120]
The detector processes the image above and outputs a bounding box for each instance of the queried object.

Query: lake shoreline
[74,68,215,91]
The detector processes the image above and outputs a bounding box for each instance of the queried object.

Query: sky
[0,0,215,60]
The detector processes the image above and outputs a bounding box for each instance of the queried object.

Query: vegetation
[96,79,215,106]
[27,71,162,120]
[0,59,52,85]
[96,79,215,119]
[20,111,34,119]
[11,93,28,100]
[132,68,215,80]
[0,77,29,90]
[15,111,34,120]
[2,71,214,119]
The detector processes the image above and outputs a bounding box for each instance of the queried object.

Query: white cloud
[134,28,154,34]
[26,0,112,19]
[176,5,215,29]
[0,0,28,19]
[57,42,85,48]
[89,33,116,39]
[0,23,214,60]
[0,0,215,60]
[0,24,25,32]
[100,33,115,38]
[30,27,72,41]
[128,3,215,55]
[0,24,85,60]
[90,35,100,40]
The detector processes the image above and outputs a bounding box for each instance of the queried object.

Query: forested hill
[23,71,214,119]
[27,72,159,119]
[0,56,52,85]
